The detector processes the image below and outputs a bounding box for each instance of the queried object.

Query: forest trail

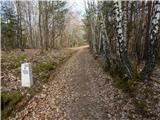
[9,47,116,120]
[9,46,133,120]
[2,1,160,119]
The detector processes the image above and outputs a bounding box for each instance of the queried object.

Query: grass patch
[1,91,23,119]
[32,60,57,82]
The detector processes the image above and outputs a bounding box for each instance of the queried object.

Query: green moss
[1,91,22,119]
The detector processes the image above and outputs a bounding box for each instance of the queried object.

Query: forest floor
[1,47,79,119]
[2,46,160,120]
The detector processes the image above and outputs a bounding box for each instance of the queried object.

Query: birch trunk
[140,1,160,80]
[114,1,132,78]
[100,12,110,59]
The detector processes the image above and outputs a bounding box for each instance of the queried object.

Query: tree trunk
[127,2,134,55]
[122,1,127,50]
[16,1,24,51]
[140,1,160,80]
[114,1,132,79]
[38,1,43,52]
[44,1,49,51]
[28,1,33,48]
[144,1,152,60]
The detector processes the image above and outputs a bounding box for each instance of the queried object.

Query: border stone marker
[21,63,33,87]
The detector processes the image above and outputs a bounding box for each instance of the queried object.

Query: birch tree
[113,1,132,78]
[140,1,160,80]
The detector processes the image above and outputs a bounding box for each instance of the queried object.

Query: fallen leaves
[3,47,160,120]
[1,48,77,119]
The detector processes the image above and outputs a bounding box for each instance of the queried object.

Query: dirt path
[9,46,137,120]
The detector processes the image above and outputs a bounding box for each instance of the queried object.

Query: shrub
[1,91,22,119]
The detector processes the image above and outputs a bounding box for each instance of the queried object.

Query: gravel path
[9,46,144,120]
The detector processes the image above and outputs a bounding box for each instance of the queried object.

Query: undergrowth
[1,49,77,119]
[1,91,23,119]
[1,54,27,70]
[32,60,57,82]
[102,59,157,118]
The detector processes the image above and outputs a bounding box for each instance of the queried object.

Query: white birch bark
[141,1,160,80]
[114,0,132,78]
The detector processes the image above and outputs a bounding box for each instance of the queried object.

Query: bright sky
[67,0,86,18]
